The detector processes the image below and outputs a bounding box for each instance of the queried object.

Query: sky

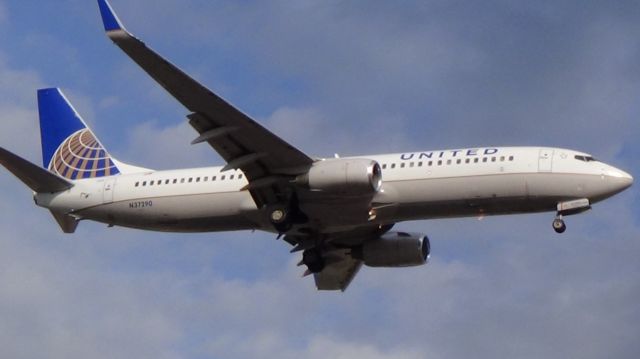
[0,0,639,358]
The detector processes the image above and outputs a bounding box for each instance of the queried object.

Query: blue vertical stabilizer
[37,88,121,179]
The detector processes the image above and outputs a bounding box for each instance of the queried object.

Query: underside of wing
[286,224,396,291]
[314,249,362,291]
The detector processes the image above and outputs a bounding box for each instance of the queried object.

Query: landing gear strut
[552,216,566,234]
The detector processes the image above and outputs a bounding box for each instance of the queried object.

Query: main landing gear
[269,205,292,233]
[267,193,309,234]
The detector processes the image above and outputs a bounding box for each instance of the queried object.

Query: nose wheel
[552,216,566,234]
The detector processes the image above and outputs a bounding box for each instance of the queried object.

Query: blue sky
[0,1,639,358]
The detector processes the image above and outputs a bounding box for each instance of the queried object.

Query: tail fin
[38,88,122,179]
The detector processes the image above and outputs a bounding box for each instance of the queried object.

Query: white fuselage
[35,147,633,234]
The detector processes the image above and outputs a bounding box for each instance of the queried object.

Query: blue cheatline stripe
[97,0,123,32]
[38,88,86,168]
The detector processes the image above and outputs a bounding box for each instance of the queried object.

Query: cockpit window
[574,155,597,162]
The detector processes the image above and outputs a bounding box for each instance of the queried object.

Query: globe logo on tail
[48,129,120,179]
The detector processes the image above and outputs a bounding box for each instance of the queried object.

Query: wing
[313,249,363,291]
[286,224,394,291]
[97,0,313,207]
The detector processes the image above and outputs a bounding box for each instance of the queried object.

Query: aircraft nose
[606,167,633,192]
[621,170,634,189]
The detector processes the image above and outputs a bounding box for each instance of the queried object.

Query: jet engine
[353,232,430,267]
[298,158,382,196]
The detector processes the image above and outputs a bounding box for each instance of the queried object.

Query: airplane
[0,0,633,291]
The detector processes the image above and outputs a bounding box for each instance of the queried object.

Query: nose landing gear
[552,216,566,234]
[552,198,591,234]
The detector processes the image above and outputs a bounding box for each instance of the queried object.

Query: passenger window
[150,180,155,185]
[221,175,226,180]
[230,174,235,179]
[204,177,208,182]
[142,181,147,186]
[437,160,442,166]
[135,182,139,187]
[400,163,405,168]
[575,155,597,162]
[165,179,169,184]
[509,156,514,161]
[173,179,177,184]
[456,159,461,164]
[465,158,470,164]
[482,158,488,163]
[212,176,217,181]
[382,164,387,169]
[418,162,423,167]
[491,157,496,162]
[196,177,201,182]
[181,178,185,183]
[391,164,396,169]
[474,158,479,163]
[446,160,452,165]
[188,178,193,183]
[410,162,414,168]
[500,156,505,162]
[239,174,243,179]
[428,161,433,166]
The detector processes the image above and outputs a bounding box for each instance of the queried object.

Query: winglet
[97,0,126,32]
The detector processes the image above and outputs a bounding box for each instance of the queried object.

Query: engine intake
[299,158,382,196]
[353,232,430,267]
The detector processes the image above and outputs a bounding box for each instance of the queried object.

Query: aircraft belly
[78,191,262,232]
[379,172,594,221]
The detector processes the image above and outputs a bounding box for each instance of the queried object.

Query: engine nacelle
[299,158,382,196]
[354,232,430,267]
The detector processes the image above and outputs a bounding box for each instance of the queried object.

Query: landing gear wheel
[552,218,566,234]
[268,206,292,233]
[270,208,287,224]
[303,249,325,273]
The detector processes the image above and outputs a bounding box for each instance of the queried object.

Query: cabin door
[103,177,117,204]
[538,148,554,172]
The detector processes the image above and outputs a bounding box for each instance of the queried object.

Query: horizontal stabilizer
[0,147,73,193]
